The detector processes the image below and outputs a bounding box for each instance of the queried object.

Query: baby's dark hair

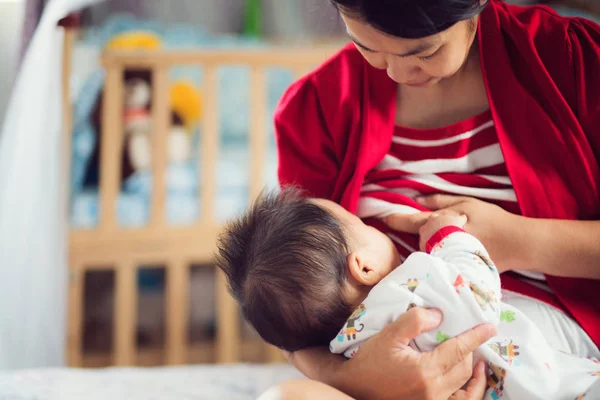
[214,186,355,352]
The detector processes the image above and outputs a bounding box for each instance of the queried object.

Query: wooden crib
[60,19,341,368]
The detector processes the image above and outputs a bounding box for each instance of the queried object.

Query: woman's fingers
[384,307,444,343]
[417,194,469,210]
[464,361,488,398]
[448,361,488,400]
[441,355,475,398]
[431,323,496,374]
[448,360,487,400]
[383,212,432,233]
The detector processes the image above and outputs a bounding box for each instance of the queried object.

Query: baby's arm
[421,212,501,300]
[403,212,501,351]
[330,211,501,357]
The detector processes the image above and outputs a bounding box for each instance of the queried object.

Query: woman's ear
[347,251,379,286]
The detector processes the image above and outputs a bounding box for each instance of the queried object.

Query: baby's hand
[419,211,467,252]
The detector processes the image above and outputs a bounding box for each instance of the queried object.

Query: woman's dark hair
[330,0,488,39]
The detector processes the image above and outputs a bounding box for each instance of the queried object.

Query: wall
[83,0,344,38]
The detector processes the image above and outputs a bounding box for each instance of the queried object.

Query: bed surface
[0,364,304,400]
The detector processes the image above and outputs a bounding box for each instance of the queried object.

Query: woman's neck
[395,40,489,129]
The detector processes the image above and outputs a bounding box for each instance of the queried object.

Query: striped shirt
[359,110,522,260]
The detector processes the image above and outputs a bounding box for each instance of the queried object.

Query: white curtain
[0,0,104,370]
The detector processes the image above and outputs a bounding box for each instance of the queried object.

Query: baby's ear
[347,252,366,284]
[346,251,378,286]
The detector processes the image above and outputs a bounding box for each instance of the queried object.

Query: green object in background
[243,0,262,38]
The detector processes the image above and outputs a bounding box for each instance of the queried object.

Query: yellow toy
[106,31,162,51]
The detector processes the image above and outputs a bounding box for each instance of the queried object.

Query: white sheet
[0,364,304,400]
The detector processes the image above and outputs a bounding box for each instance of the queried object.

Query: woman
[268,0,600,399]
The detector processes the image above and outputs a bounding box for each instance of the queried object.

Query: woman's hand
[283,307,496,400]
[418,195,600,279]
[449,361,489,400]
[416,195,524,272]
[385,195,524,273]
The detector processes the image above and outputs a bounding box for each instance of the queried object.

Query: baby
[215,187,600,400]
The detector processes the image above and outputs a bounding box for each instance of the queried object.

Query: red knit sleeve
[274,75,340,199]
[568,18,600,160]
[425,226,467,254]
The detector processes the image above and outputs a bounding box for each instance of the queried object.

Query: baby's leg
[501,291,599,358]
[258,380,354,400]
[581,378,600,398]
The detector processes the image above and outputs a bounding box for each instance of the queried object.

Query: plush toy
[123,78,153,171]
[168,80,203,164]
[84,31,203,182]
[106,31,162,51]
[121,78,203,173]
[99,31,201,179]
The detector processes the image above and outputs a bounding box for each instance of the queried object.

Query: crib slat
[150,66,170,229]
[265,344,288,364]
[216,269,240,363]
[62,26,75,223]
[99,64,124,231]
[113,261,137,366]
[166,259,190,365]
[249,66,267,201]
[199,66,218,224]
[67,267,84,367]
[102,47,341,69]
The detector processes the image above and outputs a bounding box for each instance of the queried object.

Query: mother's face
[341,14,479,88]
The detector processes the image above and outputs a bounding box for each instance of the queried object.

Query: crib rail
[97,47,337,233]
[65,39,339,367]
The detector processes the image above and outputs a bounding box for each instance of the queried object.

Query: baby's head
[215,187,400,351]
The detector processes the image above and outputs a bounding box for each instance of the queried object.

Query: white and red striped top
[359,110,522,260]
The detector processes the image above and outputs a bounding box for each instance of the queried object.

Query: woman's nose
[387,63,421,84]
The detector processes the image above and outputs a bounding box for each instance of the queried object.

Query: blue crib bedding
[69,14,293,227]
[71,145,279,228]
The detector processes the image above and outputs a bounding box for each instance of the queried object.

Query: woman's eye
[418,48,441,61]
[418,54,436,61]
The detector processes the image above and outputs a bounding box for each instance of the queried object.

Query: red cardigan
[274,0,600,346]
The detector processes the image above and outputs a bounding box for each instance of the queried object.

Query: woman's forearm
[512,218,600,279]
